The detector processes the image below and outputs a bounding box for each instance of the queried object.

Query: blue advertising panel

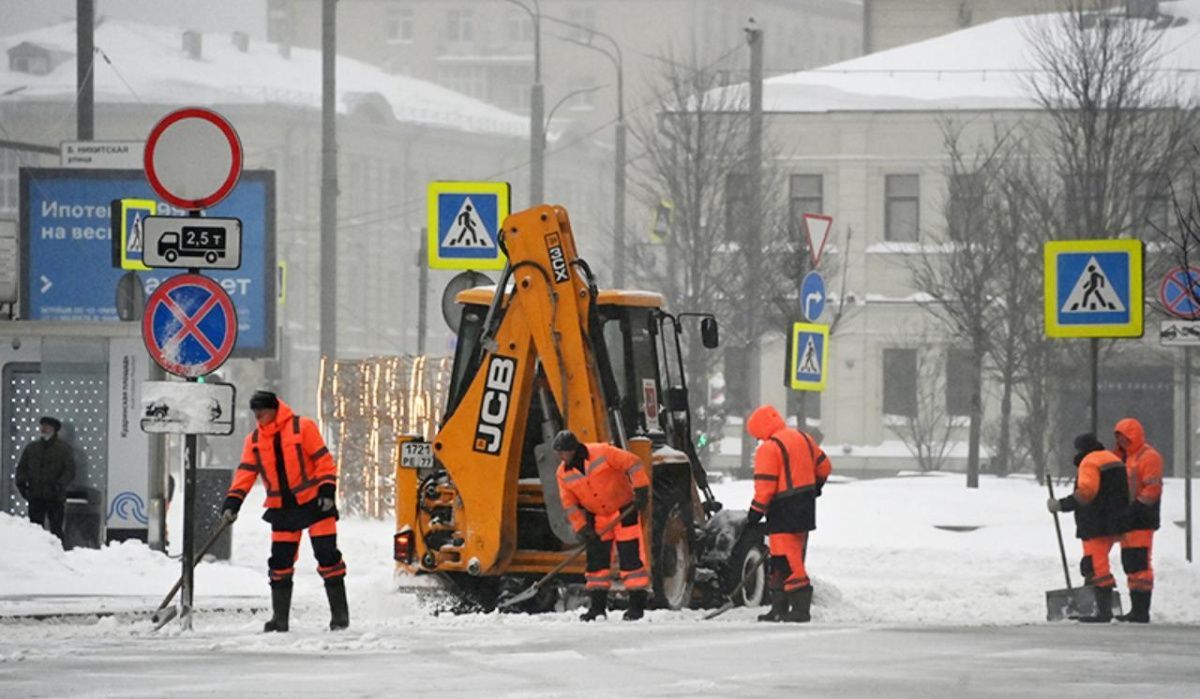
[20,168,275,356]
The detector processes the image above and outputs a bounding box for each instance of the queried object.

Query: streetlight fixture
[545,17,627,287]
[502,0,543,206]
[544,84,607,145]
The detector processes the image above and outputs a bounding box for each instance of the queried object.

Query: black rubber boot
[1117,590,1151,623]
[580,589,608,621]
[325,577,350,631]
[623,590,647,621]
[757,589,788,622]
[781,585,813,623]
[1078,586,1114,623]
[263,581,292,633]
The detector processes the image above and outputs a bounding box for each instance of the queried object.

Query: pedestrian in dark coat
[15,416,76,543]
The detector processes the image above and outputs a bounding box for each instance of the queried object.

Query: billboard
[19,168,275,357]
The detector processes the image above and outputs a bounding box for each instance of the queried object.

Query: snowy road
[2,615,1198,697]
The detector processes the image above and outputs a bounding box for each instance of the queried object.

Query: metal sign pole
[181,425,197,629]
[1090,338,1099,436]
[1186,347,1193,563]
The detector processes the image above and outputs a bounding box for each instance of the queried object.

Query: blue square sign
[427,181,510,270]
[1044,239,1143,338]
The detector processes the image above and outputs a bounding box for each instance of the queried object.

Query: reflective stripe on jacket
[1071,449,1130,540]
[226,400,337,510]
[1115,418,1163,531]
[556,443,649,533]
[747,405,831,534]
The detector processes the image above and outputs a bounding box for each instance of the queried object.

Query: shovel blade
[1045,586,1124,622]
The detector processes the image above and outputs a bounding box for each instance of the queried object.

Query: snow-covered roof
[0,20,528,138]
[722,0,1200,113]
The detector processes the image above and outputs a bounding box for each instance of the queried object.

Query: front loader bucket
[1045,586,1123,622]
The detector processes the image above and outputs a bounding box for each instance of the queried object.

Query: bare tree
[908,122,1012,487]
[1024,1,1198,242]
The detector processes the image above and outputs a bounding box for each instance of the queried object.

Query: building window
[267,0,289,43]
[883,348,918,418]
[438,65,487,101]
[885,174,920,242]
[508,11,534,43]
[944,348,973,417]
[446,9,474,43]
[387,6,414,43]
[789,174,824,238]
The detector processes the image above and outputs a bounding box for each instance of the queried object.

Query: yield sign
[803,213,833,268]
[142,274,238,378]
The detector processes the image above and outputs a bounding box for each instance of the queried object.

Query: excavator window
[444,304,488,420]
[599,306,663,439]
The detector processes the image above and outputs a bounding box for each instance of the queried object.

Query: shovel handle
[704,547,769,621]
[498,503,638,609]
[156,518,232,612]
[1046,475,1073,590]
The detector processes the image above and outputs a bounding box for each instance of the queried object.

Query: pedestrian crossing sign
[1044,239,1143,338]
[789,322,829,391]
[427,181,510,270]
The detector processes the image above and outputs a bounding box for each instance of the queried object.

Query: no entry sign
[142,274,238,377]
[144,108,243,210]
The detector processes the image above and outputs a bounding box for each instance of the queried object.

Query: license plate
[400,441,433,469]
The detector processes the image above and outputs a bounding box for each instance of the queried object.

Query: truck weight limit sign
[141,216,242,270]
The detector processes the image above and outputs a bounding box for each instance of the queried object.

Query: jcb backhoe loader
[393,205,765,612]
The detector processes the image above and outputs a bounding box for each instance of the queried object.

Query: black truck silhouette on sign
[157,226,227,265]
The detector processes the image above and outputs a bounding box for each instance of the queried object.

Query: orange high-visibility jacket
[747,405,831,533]
[226,400,337,510]
[1115,417,1163,531]
[557,443,649,533]
[1069,448,1129,540]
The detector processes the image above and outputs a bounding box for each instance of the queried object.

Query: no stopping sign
[144,108,243,210]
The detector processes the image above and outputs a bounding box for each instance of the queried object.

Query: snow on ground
[1,473,1199,696]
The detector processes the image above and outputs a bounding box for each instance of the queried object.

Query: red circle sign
[1158,266,1200,320]
[142,274,238,377]
[144,108,243,210]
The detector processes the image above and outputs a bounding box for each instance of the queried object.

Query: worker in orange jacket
[1047,433,1130,623]
[1113,418,1162,623]
[553,429,651,622]
[221,391,348,632]
[746,405,831,623]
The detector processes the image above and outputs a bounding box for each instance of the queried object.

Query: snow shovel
[1044,475,1096,622]
[497,504,636,611]
[151,518,232,626]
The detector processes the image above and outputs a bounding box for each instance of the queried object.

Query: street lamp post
[548,19,626,287]
[503,0,543,206]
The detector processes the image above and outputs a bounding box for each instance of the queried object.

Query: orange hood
[257,399,297,437]
[1114,417,1145,454]
[746,405,786,441]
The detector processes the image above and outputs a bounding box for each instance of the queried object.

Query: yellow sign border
[117,198,157,271]
[426,181,510,271]
[1043,239,1144,338]
[789,322,829,391]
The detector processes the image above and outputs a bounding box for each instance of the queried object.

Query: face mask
[40,432,53,441]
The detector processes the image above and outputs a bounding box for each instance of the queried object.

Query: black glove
[633,486,650,512]
[578,526,600,546]
[317,483,336,513]
[221,495,242,523]
[746,508,764,527]
[815,480,825,498]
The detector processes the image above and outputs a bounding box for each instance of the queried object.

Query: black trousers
[28,498,65,541]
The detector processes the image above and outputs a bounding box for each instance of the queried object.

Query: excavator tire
[650,475,695,610]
